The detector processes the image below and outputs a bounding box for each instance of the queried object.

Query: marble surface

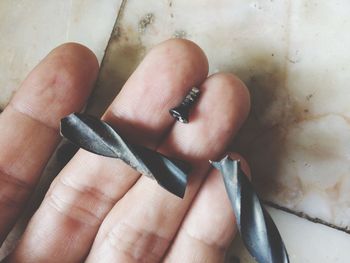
[2,0,350,262]
[97,0,350,231]
[0,0,122,109]
[229,207,350,263]
[92,0,350,261]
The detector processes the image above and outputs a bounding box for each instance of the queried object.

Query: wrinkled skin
[0,39,250,263]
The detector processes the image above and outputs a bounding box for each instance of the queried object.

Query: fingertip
[11,42,99,129]
[55,42,99,62]
[149,38,209,81]
[205,72,251,127]
[52,43,100,80]
[40,42,99,100]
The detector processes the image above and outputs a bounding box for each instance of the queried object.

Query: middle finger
[86,73,250,262]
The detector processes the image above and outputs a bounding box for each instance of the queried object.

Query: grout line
[97,0,128,72]
[99,0,127,64]
[112,0,128,36]
[264,201,350,234]
[85,0,128,115]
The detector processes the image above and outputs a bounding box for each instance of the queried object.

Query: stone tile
[96,0,350,231]
[0,0,122,109]
[228,207,350,263]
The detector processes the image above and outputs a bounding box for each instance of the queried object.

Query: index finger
[0,43,98,244]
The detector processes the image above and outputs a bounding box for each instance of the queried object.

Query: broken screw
[169,87,200,123]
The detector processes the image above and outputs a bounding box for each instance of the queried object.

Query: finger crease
[8,102,58,131]
[0,167,33,208]
[184,227,227,252]
[106,222,171,262]
[59,176,116,205]
[0,166,33,191]
[46,191,105,226]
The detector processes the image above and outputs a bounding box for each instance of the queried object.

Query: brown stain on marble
[167,0,174,18]
[230,52,310,199]
[327,180,342,202]
[138,13,154,33]
[84,0,148,115]
[229,0,332,205]
[86,6,147,116]
[232,53,350,214]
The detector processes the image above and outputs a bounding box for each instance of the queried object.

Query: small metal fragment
[169,87,200,123]
[60,113,190,198]
[211,156,289,263]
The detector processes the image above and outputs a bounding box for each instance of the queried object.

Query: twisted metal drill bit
[211,156,289,263]
[60,113,190,198]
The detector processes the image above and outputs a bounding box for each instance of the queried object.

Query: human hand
[0,39,250,262]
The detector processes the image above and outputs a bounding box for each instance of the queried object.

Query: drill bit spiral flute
[170,88,290,263]
[211,156,290,263]
[60,113,190,198]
